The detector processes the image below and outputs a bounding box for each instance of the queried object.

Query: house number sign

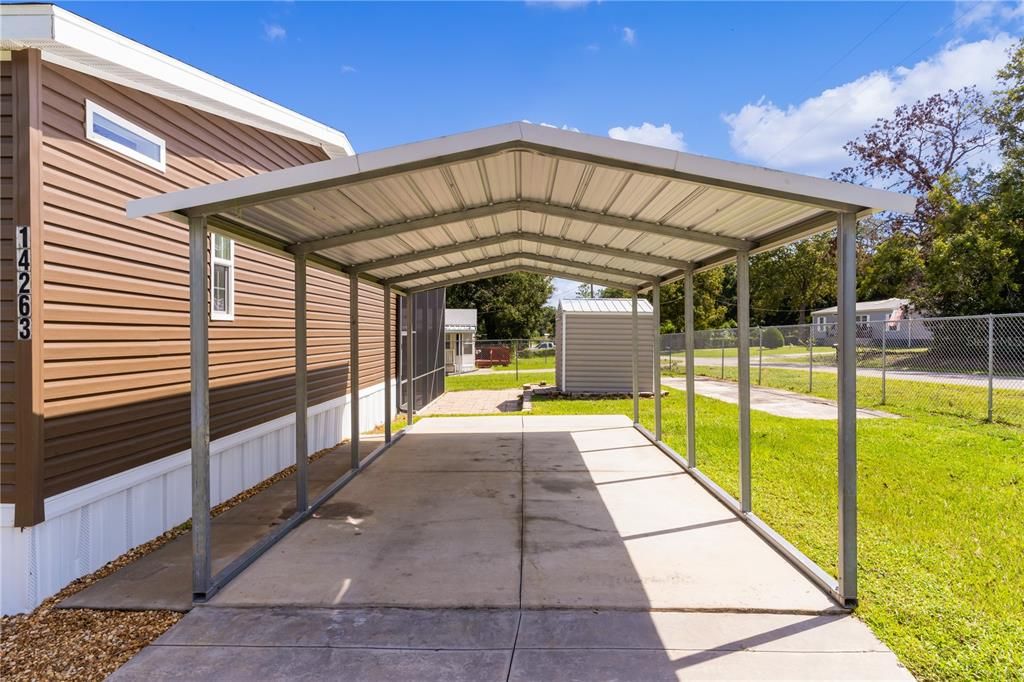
[15,225,32,340]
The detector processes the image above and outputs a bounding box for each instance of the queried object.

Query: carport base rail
[632,424,851,609]
[198,430,406,603]
[0,380,397,616]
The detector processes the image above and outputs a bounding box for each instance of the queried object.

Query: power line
[765,2,979,165]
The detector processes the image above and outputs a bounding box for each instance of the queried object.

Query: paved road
[675,357,1023,390]
[661,377,897,420]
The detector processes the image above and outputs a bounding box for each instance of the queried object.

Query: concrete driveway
[114,415,910,681]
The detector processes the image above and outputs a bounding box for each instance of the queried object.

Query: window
[210,234,234,320]
[856,314,870,331]
[815,316,827,332]
[85,100,166,171]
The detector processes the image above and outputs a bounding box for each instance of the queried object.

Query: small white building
[811,298,932,344]
[556,299,655,394]
[444,309,477,374]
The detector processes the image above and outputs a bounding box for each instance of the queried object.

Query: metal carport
[127,122,915,607]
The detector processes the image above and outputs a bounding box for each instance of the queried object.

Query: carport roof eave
[127,122,916,221]
[126,122,915,292]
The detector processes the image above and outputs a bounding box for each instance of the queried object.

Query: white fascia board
[128,121,914,222]
[1,5,353,157]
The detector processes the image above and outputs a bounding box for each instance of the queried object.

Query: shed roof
[560,298,654,314]
[444,308,477,332]
[126,122,915,293]
[811,297,910,316]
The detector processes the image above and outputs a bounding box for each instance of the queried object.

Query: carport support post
[349,273,360,470]
[837,211,858,605]
[188,215,211,600]
[294,252,308,512]
[684,268,696,468]
[383,285,392,442]
[406,293,414,426]
[736,251,751,513]
[631,289,639,424]
[653,280,662,440]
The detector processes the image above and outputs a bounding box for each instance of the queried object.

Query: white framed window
[210,233,235,321]
[85,100,166,171]
[856,314,870,331]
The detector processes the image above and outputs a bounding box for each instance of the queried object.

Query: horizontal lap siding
[0,63,15,501]
[33,62,388,500]
[563,314,655,393]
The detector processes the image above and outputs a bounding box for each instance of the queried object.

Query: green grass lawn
[529,389,1024,681]
[676,364,1024,428]
[445,370,556,391]
[477,354,555,370]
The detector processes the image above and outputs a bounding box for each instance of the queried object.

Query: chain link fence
[661,312,1024,426]
[461,338,557,380]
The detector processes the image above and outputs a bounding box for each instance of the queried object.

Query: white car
[532,341,555,351]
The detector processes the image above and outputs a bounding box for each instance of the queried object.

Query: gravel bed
[0,443,344,681]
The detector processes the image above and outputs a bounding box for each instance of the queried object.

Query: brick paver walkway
[419,389,522,415]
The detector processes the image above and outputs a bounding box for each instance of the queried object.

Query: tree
[857,231,923,301]
[987,38,1024,167]
[834,86,994,241]
[446,273,554,338]
[575,282,598,298]
[750,235,835,325]
[599,286,633,299]
[915,175,1023,316]
[658,269,730,332]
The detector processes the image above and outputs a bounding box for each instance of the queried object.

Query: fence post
[720,337,725,379]
[988,314,994,422]
[757,327,763,386]
[808,327,814,393]
[515,340,519,383]
[881,323,887,405]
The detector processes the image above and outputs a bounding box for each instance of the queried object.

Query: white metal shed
[557,299,655,394]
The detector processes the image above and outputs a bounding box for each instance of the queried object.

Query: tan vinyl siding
[559,313,655,394]
[30,62,390,500]
[0,60,15,502]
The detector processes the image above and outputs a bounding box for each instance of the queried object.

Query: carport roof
[127,122,915,293]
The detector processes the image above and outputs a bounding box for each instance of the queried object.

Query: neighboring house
[556,299,655,394]
[0,5,444,615]
[444,309,477,374]
[810,298,932,344]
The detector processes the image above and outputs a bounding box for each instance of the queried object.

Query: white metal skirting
[0,379,396,616]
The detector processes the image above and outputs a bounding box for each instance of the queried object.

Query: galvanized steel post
[988,313,994,422]
[406,293,414,426]
[684,268,696,468]
[349,272,360,470]
[383,284,392,443]
[653,280,662,440]
[294,252,308,512]
[736,251,751,513]
[632,289,640,424]
[880,324,887,405]
[837,211,858,606]
[188,216,211,600]
[758,327,763,386]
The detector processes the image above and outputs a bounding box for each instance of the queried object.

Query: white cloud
[723,35,1017,173]
[608,122,686,151]
[341,64,357,74]
[622,26,636,45]
[539,122,582,132]
[585,43,600,52]
[263,22,286,41]
[955,0,1024,34]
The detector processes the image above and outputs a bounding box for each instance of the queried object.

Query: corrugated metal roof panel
[129,123,915,293]
[560,299,655,314]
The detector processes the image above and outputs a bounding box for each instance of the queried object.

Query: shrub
[762,327,785,349]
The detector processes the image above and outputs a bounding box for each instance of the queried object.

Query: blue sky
[57,1,1024,302]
